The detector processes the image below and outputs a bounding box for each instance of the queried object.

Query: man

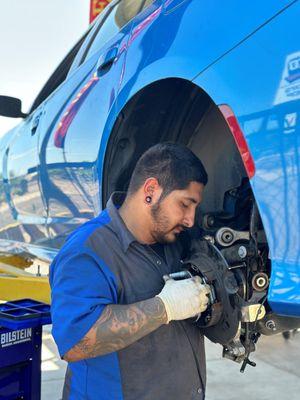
[50,143,210,400]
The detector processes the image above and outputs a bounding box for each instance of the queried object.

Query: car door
[1,104,47,246]
[0,20,95,248]
[38,0,154,247]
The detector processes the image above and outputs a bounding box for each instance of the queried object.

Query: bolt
[256,277,266,288]
[222,230,234,243]
[266,320,276,331]
[207,215,215,227]
[238,246,247,259]
[252,273,269,291]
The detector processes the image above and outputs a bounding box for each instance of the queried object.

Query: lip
[173,227,183,233]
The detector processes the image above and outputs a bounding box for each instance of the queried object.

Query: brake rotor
[182,239,240,345]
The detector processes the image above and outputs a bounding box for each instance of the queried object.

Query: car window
[29,26,93,113]
[29,0,155,113]
[68,4,114,75]
[82,0,155,63]
[140,0,155,12]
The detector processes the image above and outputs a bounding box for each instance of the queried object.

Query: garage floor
[41,325,300,400]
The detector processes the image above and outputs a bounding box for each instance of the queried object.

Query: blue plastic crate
[0,298,52,399]
[0,299,51,330]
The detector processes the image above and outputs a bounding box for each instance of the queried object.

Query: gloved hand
[156,276,211,323]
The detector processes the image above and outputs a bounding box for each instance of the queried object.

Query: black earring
[146,196,152,204]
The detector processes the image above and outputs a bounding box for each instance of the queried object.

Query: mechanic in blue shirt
[50,143,210,400]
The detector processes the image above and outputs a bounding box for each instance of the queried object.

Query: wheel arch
[102,77,248,216]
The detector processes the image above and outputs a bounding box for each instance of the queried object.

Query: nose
[183,208,195,228]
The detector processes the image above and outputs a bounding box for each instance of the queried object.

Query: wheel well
[103,78,247,214]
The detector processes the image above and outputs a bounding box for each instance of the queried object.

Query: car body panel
[193,0,300,315]
[0,106,49,246]
[118,0,294,98]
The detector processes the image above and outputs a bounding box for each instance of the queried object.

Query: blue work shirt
[50,192,206,400]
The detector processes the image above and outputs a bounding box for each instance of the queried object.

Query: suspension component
[252,272,269,291]
[215,227,249,247]
[241,303,266,322]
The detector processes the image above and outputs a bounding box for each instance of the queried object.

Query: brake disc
[182,239,240,345]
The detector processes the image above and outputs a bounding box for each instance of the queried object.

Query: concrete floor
[205,332,300,400]
[41,326,300,400]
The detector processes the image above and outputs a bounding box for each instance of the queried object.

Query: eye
[181,202,189,209]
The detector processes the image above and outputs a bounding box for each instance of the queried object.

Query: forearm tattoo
[64,297,167,362]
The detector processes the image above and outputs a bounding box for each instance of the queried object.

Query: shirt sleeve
[49,246,118,357]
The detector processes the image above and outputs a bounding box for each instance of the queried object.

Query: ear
[143,177,162,203]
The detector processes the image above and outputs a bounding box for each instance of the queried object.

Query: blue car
[0,0,299,367]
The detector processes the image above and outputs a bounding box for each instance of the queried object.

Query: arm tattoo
[64,297,167,362]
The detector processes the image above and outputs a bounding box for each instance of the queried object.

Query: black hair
[127,142,208,197]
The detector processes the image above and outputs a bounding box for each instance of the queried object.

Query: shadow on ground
[41,326,300,400]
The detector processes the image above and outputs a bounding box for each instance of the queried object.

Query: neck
[119,196,155,244]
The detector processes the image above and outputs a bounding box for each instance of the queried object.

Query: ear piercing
[146,196,152,204]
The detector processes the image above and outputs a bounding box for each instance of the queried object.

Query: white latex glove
[156,276,211,323]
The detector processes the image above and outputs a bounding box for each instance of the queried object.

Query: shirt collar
[106,191,136,252]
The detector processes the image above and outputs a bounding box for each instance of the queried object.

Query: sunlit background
[0,0,94,138]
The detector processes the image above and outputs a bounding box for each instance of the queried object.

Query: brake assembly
[167,179,300,371]
[168,239,266,372]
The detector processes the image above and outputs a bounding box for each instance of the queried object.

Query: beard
[150,201,184,244]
